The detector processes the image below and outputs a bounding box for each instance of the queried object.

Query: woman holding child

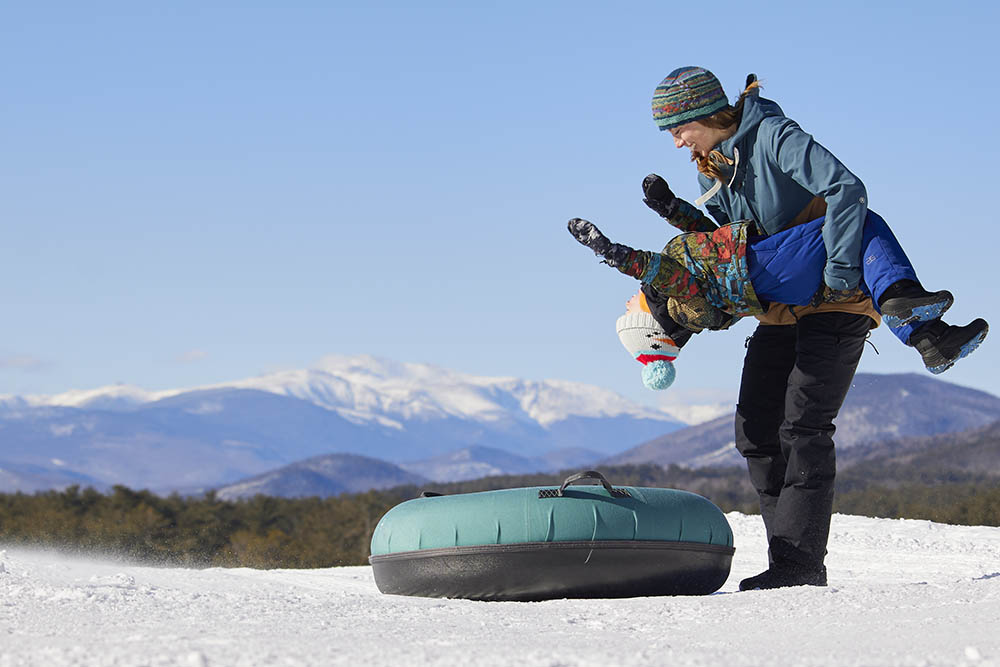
[569,66,986,590]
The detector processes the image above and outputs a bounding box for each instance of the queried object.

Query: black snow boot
[877,279,954,328]
[908,318,989,375]
[739,562,828,591]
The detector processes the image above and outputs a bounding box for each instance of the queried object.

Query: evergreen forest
[1,463,998,569]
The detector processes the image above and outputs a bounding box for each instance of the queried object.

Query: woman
[644,66,986,590]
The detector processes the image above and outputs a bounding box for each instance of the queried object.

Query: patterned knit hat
[616,311,680,390]
[652,66,728,131]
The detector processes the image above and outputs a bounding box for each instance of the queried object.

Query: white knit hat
[615,311,680,390]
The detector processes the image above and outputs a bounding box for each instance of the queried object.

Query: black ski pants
[735,311,871,568]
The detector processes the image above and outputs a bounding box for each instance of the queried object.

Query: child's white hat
[615,311,680,390]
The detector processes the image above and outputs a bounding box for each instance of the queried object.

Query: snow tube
[369,471,734,601]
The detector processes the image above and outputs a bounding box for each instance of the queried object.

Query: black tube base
[369,540,734,601]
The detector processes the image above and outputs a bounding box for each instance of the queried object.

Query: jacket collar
[719,94,783,157]
[697,95,786,205]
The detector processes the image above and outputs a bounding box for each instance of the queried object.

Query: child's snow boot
[877,279,954,328]
[908,318,989,374]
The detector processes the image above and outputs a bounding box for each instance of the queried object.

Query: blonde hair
[693,79,761,182]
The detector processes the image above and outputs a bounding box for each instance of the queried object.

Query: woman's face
[668,121,727,158]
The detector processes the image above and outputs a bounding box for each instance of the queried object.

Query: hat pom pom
[641,360,676,390]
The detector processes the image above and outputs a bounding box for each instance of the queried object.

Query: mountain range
[4,360,999,497]
[0,355,681,494]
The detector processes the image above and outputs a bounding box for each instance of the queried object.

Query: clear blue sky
[3,1,998,409]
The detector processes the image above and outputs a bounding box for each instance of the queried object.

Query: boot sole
[881,291,954,328]
[926,322,989,375]
[739,573,828,590]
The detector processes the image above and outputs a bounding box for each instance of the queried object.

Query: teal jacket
[696,91,868,291]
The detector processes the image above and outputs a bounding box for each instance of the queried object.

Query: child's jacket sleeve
[666,197,720,233]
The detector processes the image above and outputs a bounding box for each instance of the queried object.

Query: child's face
[626,292,642,314]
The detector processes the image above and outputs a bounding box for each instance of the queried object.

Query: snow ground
[2,513,999,667]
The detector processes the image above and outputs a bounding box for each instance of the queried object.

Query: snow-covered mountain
[0,355,683,494]
[8,355,674,429]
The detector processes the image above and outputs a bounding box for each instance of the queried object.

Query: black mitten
[567,218,635,271]
[642,174,679,220]
[567,218,610,254]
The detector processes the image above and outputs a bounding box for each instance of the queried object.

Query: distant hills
[604,373,1000,469]
[212,446,608,500]
[274,421,1000,511]
[0,461,102,495]
[839,418,1000,483]
[215,453,430,501]
[397,445,604,483]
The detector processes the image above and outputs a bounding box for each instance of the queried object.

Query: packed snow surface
[2,513,999,666]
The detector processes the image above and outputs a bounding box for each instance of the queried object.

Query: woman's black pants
[735,311,871,568]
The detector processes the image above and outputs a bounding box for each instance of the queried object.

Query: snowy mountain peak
[6,354,679,429]
[314,354,468,383]
[195,355,678,428]
[12,384,177,411]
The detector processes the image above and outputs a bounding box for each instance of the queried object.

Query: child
[571,205,988,376]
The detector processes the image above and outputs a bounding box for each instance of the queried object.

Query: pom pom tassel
[641,360,676,390]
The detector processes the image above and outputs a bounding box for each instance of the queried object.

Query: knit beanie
[616,311,680,390]
[652,66,728,131]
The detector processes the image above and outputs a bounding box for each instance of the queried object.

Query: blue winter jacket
[696,92,868,290]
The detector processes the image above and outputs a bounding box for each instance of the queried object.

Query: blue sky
[3,1,998,409]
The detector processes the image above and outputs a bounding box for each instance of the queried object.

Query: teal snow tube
[369,471,734,601]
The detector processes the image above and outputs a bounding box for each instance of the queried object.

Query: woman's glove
[810,284,866,307]
[642,174,679,219]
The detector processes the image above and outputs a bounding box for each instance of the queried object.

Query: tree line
[0,463,997,569]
